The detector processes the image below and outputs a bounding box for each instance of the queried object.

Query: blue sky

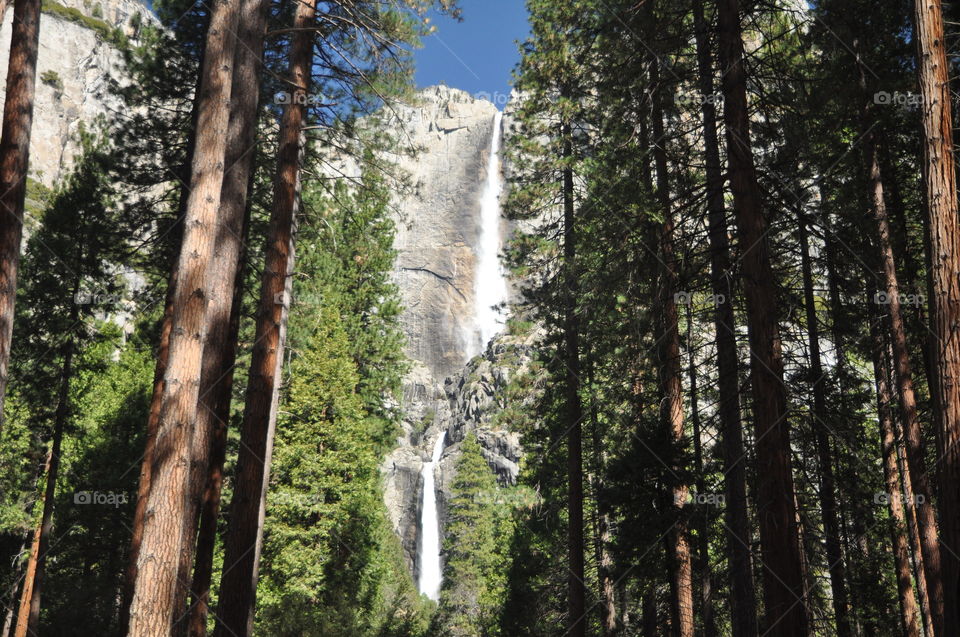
[414,1,530,109]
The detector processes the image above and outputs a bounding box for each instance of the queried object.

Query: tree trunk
[716,1,808,634]
[212,0,314,632]
[561,115,586,637]
[13,459,47,637]
[869,304,922,637]
[0,0,42,431]
[685,305,716,637]
[126,0,241,631]
[650,63,693,637]
[185,184,254,637]
[122,20,207,627]
[797,214,851,636]
[860,98,943,637]
[587,354,617,636]
[172,0,268,631]
[15,323,75,637]
[913,1,960,630]
[692,2,757,634]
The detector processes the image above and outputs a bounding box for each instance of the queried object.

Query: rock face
[378,86,529,577]
[0,0,154,187]
[388,85,500,381]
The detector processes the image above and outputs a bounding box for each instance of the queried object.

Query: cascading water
[417,110,509,600]
[468,110,509,357]
[418,432,446,600]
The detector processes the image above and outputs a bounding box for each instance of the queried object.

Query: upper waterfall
[467,110,509,358]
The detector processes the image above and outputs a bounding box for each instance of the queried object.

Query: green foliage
[256,168,424,636]
[433,433,514,636]
[40,70,63,92]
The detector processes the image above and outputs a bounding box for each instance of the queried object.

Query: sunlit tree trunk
[869,303,922,637]
[126,0,241,630]
[0,0,42,430]
[213,0,315,632]
[172,1,268,632]
[859,93,943,637]
[913,2,960,630]
[122,21,207,627]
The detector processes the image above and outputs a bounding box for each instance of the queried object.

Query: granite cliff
[0,0,155,187]
[378,86,527,578]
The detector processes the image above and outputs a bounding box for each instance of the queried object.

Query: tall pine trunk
[172,1,268,631]
[213,0,315,632]
[716,0,808,633]
[797,214,851,635]
[14,284,77,637]
[651,63,693,637]
[0,0,41,430]
[913,1,960,629]
[692,2,757,634]
[869,303,922,637]
[126,0,241,630]
[860,102,943,636]
[122,24,207,627]
[561,115,586,637]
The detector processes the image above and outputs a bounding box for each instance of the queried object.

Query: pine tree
[0,0,42,430]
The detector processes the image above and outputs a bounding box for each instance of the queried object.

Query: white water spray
[469,110,509,357]
[417,432,446,600]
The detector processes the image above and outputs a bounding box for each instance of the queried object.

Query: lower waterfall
[417,432,446,600]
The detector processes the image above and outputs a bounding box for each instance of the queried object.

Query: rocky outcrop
[0,0,154,187]
[382,327,534,574]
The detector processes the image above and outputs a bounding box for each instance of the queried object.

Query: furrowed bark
[0,0,42,431]
[913,2,960,630]
[213,0,315,632]
[171,0,268,631]
[126,0,241,630]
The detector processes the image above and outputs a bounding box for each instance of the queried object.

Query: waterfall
[417,432,446,600]
[417,110,507,601]
[469,110,509,358]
